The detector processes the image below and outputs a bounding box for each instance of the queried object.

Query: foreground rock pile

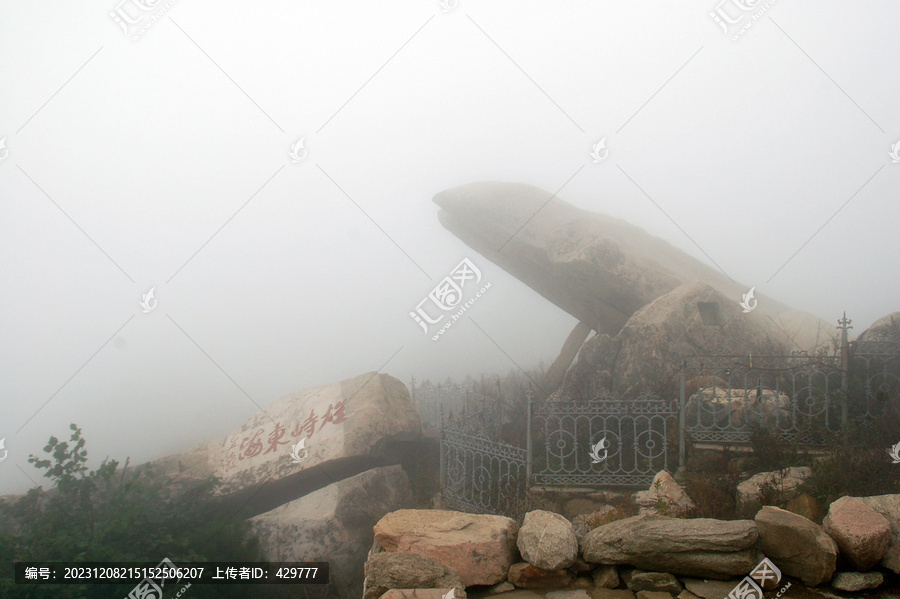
[363,492,900,599]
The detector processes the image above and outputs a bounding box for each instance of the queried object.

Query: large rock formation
[140,372,423,515]
[434,182,834,395]
[755,506,838,586]
[373,509,520,587]
[249,465,415,599]
[580,514,758,578]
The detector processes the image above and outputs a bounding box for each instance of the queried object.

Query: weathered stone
[736,467,811,513]
[592,565,620,589]
[380,590,460,599]
[681,578,740,599]
[249,465,414,599]
[629,572,682,594]
[433,182,794,338]
[823,496,891,571]
[563,282,793,399]
[142,372,423,517]
[581,514,757,578]
[362,552,464,599]
[374,509,519,587]
[570,577,593,590]
[755,506,837,586]
[857,494,900,573]
[830,571,884,592]
[676,591,701,599]
[634,471,695,517]
[507,562,572,589]
[635,592,674,599]
[488,582,515,594]
[546,590,591,599]
[517,510,578,570]
[785,493,824,523]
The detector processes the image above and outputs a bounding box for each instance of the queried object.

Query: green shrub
[0,424,271,599]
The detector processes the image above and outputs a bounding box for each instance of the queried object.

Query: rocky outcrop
[517,510,578,570]
[581,514,757,578]
[634,471,695,517]
[249,465,414,599]
[823,496,891,571]
[362,552,464,599]
[858,494,900,573]
[562,282,793,399]
[373,509,519,586]
[139,372,423,516]
[433,182,794,338]
[755,506,837,586]
[736,467,811,514]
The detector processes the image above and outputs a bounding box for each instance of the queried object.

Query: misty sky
[1,0,898,496]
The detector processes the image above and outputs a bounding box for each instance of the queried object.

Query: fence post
[679,359,686,471]
[439,403,445,498]
[838,312,853,437]
[526,387,533,485]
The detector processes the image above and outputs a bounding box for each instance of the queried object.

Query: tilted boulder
[858,494,900,573]
[249,465,415,599]
[823,496,891,571]
[362,552,465,599]
[373,509,519,587]
[139,372,423,516]
[581,514,757,579]
[755,506,837,586]
[517,510,578,570]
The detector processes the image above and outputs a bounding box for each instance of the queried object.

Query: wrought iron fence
[439,405,528,520]
[434,314,900,517]
[678,352,844,446]
[530,392,678,487]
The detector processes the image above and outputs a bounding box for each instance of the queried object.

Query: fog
[1,0,898,496]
